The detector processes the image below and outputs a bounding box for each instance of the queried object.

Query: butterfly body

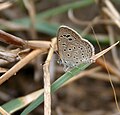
[57,25,95,71]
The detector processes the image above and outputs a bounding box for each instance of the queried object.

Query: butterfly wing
[57,25,95,70]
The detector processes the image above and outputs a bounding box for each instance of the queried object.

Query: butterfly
[57,25,95,71]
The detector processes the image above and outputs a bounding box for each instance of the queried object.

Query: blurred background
[0,0,120,115]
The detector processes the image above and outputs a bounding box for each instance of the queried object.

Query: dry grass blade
[0,30,26,47]
[107,26,120,70]
[0,1,12,10]
[0,107,10,115]
[96,58,120,78]
[0,50,19,62]
[0,67,7,73]
[68,9,91,25]
[103,8,120,28]
[104,0,120,19]
[0,30,52,49]
[23,0,37,39]
[0,49,47,85]
[20,89,44,110]
[27,40,52,49]
[43,38,57,115]
[91,41,119,61]
[102,0,120,28]
[68,9,114,36]
[89,72,120,83]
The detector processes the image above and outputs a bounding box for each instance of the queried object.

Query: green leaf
[14,0,95,23]
[1,90,43,114]
[0,0,95,36]
[20,63,91,115]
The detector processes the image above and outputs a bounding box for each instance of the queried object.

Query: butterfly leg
[63,65,69,72]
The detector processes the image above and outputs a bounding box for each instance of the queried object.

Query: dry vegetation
[0,0,120,115]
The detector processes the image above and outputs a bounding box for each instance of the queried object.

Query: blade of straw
[91,41,119,61]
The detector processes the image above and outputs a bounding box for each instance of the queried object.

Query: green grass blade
[20,63,91,115]
[14,0,94,24]
[35,0,95,19]
[0,0,94,34]
[1,90,43,114]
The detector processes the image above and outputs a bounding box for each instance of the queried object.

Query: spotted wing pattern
[57,26,95,71]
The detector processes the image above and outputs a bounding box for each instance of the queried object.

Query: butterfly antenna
[91,26,120,112]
